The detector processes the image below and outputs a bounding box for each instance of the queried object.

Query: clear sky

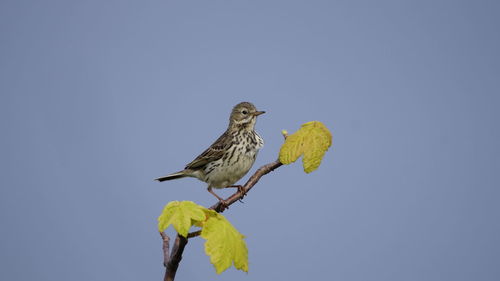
[1,1,499,280]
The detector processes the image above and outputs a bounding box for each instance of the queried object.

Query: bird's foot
[208,187,229,209]
[219,199,230,210]
[227,185,246,198]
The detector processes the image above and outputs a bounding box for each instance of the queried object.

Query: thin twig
[187,230,201,238]
[160,232,170,267]
[211,159,283,212]
[162,159,283,280]
[164,234,188,281]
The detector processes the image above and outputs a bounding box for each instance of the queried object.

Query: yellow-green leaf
[201,209,249,274]
[157,201,206,237]
[279,121,332,173]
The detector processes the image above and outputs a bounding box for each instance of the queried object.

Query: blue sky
[1,1,499,280]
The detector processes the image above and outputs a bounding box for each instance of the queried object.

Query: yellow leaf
[279,121,332,173]
[157,201,206,237]
[200,209,249,274]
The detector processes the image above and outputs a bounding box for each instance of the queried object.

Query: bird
[155,102,265,204]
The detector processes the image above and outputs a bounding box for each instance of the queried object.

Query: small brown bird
[155,102,265,203]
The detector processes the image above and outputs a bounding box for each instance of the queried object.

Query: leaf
[157,201,206,237]
[201,209,249,274]
[157,201,249,274]
[279,121,332,173]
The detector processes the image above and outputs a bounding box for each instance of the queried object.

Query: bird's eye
[242,110,248,115]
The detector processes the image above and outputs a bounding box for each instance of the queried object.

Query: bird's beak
[253,111,266,116]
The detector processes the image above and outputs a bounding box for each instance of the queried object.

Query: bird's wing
[185,130,232,170]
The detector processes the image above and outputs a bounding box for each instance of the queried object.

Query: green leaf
[157,201,206,237]
[201,209,249,274]
[279,121,332,173]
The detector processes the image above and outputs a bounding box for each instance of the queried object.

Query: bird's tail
[155,170,187,182]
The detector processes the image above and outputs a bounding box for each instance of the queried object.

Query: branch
[162,159,283,280]
[160,232,170,267]
[163,234,188,281]
[187,230,201,238]
[211,159,283,213]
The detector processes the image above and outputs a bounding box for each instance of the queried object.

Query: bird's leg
[207,187,229,207]
[226,185,246,198]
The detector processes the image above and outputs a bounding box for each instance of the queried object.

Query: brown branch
[187,230,201,238]
[164,234,188,281]
[160,232,170,267]
[211,159,283,212]
[162,159,283,280]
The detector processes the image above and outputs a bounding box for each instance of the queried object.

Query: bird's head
[229,102,265,129]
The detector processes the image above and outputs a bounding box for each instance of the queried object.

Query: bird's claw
[218,199,229,210]
[236,185,246,197]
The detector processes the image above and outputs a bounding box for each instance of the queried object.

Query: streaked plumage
[156,102,265,202]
